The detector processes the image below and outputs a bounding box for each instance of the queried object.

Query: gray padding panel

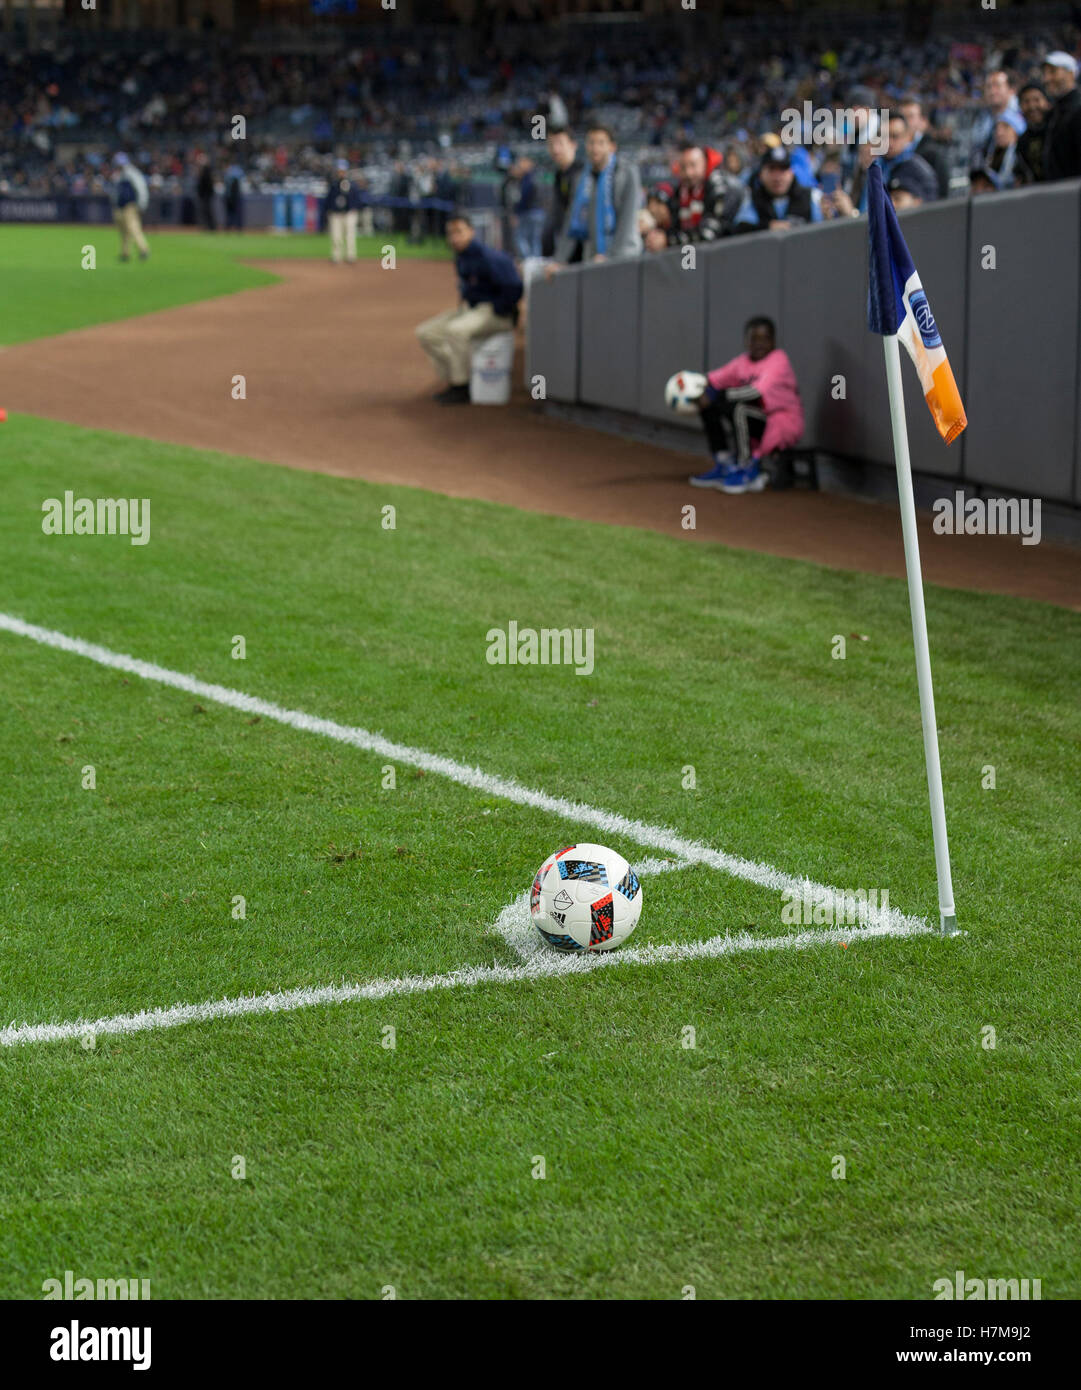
[637,247,708,426]
[705,234,782,368]
[526,270,579,402]
[578,257,641,412]
[967,183,1078,502]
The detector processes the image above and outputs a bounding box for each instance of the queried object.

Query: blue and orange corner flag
[867,164,967,445]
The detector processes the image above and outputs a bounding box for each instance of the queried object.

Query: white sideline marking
[0,612,930,936]
[0,918,931,1049]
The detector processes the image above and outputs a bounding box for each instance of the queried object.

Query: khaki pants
[415,303,515,387]
[328,210,358,263]
[114,204,149,258]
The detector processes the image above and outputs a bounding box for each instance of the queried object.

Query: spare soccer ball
[664,369,708,415]
[529,843,643,952]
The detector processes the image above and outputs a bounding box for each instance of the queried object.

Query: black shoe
[433,384,470,405]
[119,254,130,263]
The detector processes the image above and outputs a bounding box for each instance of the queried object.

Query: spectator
[987,110,1027,189]
[688,316,804,495]
[819,155,857,220]
[787,142,819,190]
[888,160,938,211]
[111,152,150,263]
[899,94,952,199]
[1016,83,1052,184]
[666,143,745,244]
[1039,51,1081,181]
[969,167,1000,196]
[643,184,675,251]
[414,158,436,243]
[733,148,822,233]
[723,145,749,182]
[391,161,412,234]
[970,70,1021,169]
[513,156,545,260]
[325,159,360,264]
[838,86,883,193]
[541,126,581,258]
[499,158,520,253]
[356,172,375,237]
[414,212,523,406]
[223,161,244,231]
[196,155,216,231]
[434,160,457,238]
[854,113,939,212]
[553,122,642,265]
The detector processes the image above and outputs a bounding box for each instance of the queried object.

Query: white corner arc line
[0,612,931,936]
[0,919,931,1049]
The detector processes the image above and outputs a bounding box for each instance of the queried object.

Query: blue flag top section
[866,164,916,337]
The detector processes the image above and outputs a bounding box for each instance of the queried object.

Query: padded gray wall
[529,182,1081,507]
[637,247,708,425]
[780,217,873,462]
[578,258,641,411]
[705,235,783,368]
[526,270,580,402]
[966,183,1078,503]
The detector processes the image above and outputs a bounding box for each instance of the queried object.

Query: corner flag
[866,163,960,936]
[867,164,967,446]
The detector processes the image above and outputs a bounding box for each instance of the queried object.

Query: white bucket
[470,331,515,405]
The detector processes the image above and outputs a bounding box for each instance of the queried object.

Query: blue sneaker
[718,461,768,495]
[688,454,736,489]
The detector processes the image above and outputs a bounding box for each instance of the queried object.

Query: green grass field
[1,226,1079,1300]
[0,224,448,344]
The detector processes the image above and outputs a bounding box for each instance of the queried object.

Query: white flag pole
[882,335,958,936]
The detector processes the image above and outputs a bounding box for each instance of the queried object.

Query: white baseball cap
[1042,51,1079,75]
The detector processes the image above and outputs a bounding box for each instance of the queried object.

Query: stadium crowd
[3,12,1081,258]
[1,13,1079,188]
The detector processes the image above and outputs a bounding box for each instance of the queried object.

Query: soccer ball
[529,843,643,952]
[664,369,708,415]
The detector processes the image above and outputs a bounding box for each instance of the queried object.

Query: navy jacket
[516,170,540,214]
[325,178,361,214]
[455,238,523,318]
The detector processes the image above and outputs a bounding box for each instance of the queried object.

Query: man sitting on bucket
[415,212,523,404]
[688,316,805,494]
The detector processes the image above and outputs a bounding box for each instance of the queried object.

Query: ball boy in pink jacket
[689,317,805,494]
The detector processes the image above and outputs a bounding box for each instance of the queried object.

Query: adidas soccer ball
[664,369,708,416]
[529,843,643,952]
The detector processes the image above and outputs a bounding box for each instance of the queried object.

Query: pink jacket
[707,348,804,455]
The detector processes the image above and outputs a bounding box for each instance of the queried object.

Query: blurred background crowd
[2,2,1080,242]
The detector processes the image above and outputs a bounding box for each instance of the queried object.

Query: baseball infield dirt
[4,254,1078,609]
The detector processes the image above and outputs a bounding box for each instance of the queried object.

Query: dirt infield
[4,254,1079,609]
